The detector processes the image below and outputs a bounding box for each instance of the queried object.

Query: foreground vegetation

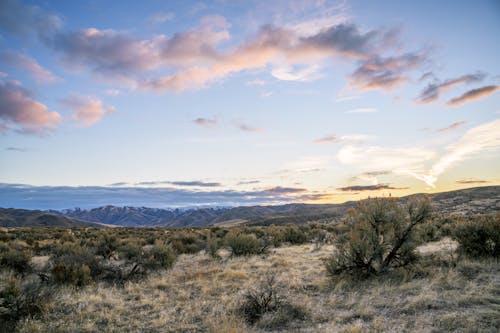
[1,198,499,332]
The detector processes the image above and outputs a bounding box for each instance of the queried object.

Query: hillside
[0,208,104,227]
[57,186,500,227]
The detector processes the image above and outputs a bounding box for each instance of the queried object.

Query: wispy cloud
[233,120,264,133]
[170,181,221,187]
[349,52,428,91]
[5,146,29,152]
[246,79,266,86]
[61,95,115,126]
[349,170,391,184]
[447,85,499,107]
[0,79,61,135]
[104,89,120,96]
[314,134,374,144]
[0,0,61,40]
[337,184,408,192]
[345,108,377,114]
[420,119,500,186]
[455,179,489,185]
[192,117,217,128]
[0,50,59,83]
[147,11,175,24]
[436,121,467,133]
[271,64,322,82]
[416,72,485,104]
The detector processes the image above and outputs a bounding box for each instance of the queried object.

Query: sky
[0,0,499,209]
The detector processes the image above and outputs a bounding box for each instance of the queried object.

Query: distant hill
[56,186,500,227]
[0,208,104,227]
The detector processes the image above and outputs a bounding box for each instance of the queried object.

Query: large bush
[325,196,432,278]
[0,274,54,331]
[225,233,265,256]
[453,214,500,258]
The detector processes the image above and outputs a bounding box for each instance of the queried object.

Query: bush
[0,274,54,330]
[50,246,102,286]
[237,275,307,327]
[325,196,431,278]
[281,226,308,245]
[453,214,500,258]
[0,249,31,274]
[225,233,265,256]
[143,242,176,271]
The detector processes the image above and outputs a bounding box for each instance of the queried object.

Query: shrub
[225,233,265,256]
[143,242,176,271]
[237,275,307,327]
[325,196,432,278]
[281,226,308,245]
[0,249,31,274]
[95,235,118,259]
[50,246,102,286]
[0,274,54,330]
[453,214,500,258]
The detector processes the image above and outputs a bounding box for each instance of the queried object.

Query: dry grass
[14,243,500,333]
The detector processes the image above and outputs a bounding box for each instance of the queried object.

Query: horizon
[1,0,500,210]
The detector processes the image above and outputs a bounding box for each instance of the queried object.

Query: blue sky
[1,0,499,209]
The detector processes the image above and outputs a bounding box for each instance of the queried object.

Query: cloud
[447,85,499,107]
[233,121,264,133]
[420,119,500,187]
[314,134,374,144]
[0,51,59,83]
[0,0,61,40]
[455,179,489,185]
[338,145,436,177]
[337,184,408,192]
[104,89,120,96]
[0,79,61,135]
[436,121,467,133]
[345,108,377,114]
[271,64,322,82]
[5,146,28,152]
[148,11,175,24]
[349,52,428,91]
[61,95,115,126]
[237,180,261,185]
[349,170,391,184]
[192,117,217,128]
[416,72,485,104]
[0,183,316,209]
[246,79,266,86]
[170,181,221,187]
[108,182,129,187]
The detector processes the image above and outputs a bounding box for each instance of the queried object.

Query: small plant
[325,196,432,278]
[236,275,307,328]
[453,214,500,258]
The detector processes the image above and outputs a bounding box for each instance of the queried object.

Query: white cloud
[345,108,377,114]
[271,64,322,82]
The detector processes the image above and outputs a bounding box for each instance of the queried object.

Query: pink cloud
[447,85,499,107]
[61,95,115,126]
[0,50,59,83]
[0,79,61,135]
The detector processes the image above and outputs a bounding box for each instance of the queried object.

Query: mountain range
[1,186,498,228]
[55,186,500,227]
